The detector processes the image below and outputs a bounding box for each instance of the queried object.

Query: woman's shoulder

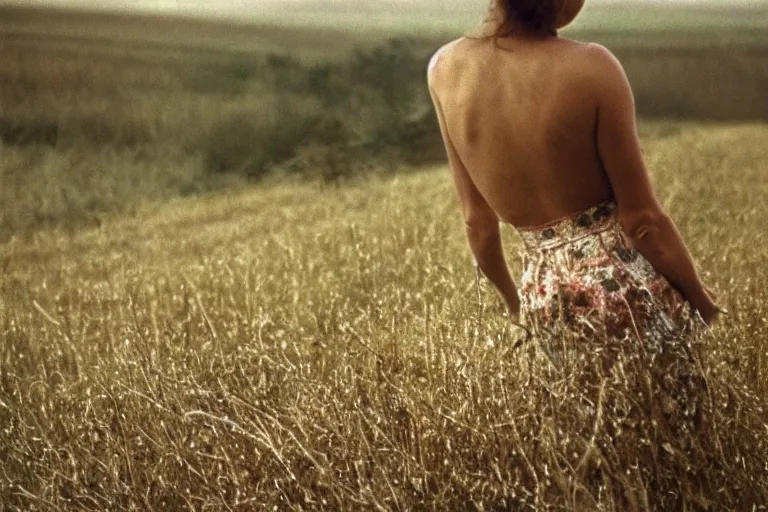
[427,37,467,83]
[552,39,629,94]
[429,37,619,71]
[563,40,625,74]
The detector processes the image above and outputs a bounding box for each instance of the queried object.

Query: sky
[6,0,766,10]
[2,0,764,23]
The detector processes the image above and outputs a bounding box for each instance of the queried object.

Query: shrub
[274,114,355,182]
[203,99,328,180]
[184,58,262,95]
[0,115,59,147]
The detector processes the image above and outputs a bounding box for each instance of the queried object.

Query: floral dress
[508,202,767,509]
[517,200,703,352]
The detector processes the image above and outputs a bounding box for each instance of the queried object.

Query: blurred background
[1,0,767,240]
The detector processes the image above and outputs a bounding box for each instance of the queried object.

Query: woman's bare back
[428,33,719,324]
[429,36,613,227]
[424,5,746,506]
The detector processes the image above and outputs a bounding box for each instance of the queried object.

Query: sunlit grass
[1,122,767,509]
[1,6,768,508]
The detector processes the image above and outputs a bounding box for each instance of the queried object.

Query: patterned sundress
[506,201,768,509]
[511,201,723,507]
[516,200,704,355]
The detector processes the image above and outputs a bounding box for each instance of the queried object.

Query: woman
[427,2,768,509]
[428,0,720,345]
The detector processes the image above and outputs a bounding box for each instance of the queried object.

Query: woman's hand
[505,293,521,320]
[691,286,724,326]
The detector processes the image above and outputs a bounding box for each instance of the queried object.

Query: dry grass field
[2,122,768,510]
[1,3,768,510]
[0,124,768,510]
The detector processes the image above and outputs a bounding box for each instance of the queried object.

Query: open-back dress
[516,200,704,351]
[503,199,768,509]
[513,199,709,443]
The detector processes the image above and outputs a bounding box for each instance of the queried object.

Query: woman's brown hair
[486,0,561,37]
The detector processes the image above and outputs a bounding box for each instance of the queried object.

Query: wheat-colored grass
[1,122,767,510]
[1,7,768,509]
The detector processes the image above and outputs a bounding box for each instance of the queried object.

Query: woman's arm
[590,44,720,324]
[428,55,520,315]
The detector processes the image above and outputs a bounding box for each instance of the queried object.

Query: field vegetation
[1,4,768,510]
[2,122,768,509]
[2,5,768,240]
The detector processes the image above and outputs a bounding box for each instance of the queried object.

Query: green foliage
[184,58,262,95]
[197,39,436,181]
[350,38,426,119]
[0,115,59,147]
[614,46,768,121]
[204,103,298,178]
[202,98,352,180]
[0,144,214,239]
[2,12,768,237]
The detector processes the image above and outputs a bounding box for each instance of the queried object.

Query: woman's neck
[496,18,557,40]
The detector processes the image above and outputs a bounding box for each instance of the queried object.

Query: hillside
[2,121,768,509]
[2,0,768,34]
